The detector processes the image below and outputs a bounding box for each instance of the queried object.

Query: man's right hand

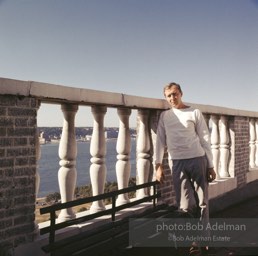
[155,164,165,184]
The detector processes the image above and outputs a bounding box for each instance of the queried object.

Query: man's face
[164,86,183,109]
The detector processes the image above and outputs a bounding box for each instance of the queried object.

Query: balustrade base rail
[41,203,174,256]
[40,181,162,255]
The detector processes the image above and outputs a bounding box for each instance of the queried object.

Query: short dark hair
[163,82,182,96]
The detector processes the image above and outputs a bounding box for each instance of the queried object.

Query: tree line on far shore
[45,177,137,205]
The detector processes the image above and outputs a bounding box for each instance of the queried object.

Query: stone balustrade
[89,106,107,213]
[116,108,131,206]
[1,77,258,254]
[58,104,78,221]
[249,118,258,168]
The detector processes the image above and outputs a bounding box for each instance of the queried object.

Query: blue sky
[0,0,258,126]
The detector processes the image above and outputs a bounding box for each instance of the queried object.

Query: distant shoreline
[40,137,135,145]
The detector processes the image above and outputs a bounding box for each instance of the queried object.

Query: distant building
[39,132,46,145]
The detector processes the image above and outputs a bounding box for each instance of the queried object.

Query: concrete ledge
[15,202,154,255]
[208,177,237,199]
[0,77,30,96]
[247,168,258,183]
[30,81,125,107]
[1,77,258,117]
[37,201,153,244]
[209,179,258,214]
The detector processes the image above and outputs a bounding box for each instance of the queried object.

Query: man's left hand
[207,168,216,182]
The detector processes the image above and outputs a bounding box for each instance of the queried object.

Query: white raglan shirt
[155,106,214,168]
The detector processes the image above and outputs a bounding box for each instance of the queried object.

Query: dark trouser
[172,156,210,245]
[172,155,209,221]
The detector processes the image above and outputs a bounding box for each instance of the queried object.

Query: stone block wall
[230,116,250,187]
[0,95,39,254]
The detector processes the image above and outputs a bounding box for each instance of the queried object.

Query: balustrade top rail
[1,77,258,117]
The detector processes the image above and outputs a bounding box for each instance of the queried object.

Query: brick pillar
[150,110,175,206]
[229,116,250,187]
[0,95,40,254]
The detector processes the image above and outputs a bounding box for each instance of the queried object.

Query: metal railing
[40,181,160,244]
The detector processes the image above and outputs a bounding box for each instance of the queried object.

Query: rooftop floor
[125,196,258,256]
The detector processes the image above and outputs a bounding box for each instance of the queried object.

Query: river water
[38,140,136,197]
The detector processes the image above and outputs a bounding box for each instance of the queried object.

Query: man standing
[155,82,216,254]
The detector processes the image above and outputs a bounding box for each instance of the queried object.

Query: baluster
[255,120,258,167]
[90,106,107,213]
[210,115,220,179]
[58,104,78,222]
[116,108,131,205]
[249,119,256,168]
[219,115,230,177]
[136,109,151,198]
